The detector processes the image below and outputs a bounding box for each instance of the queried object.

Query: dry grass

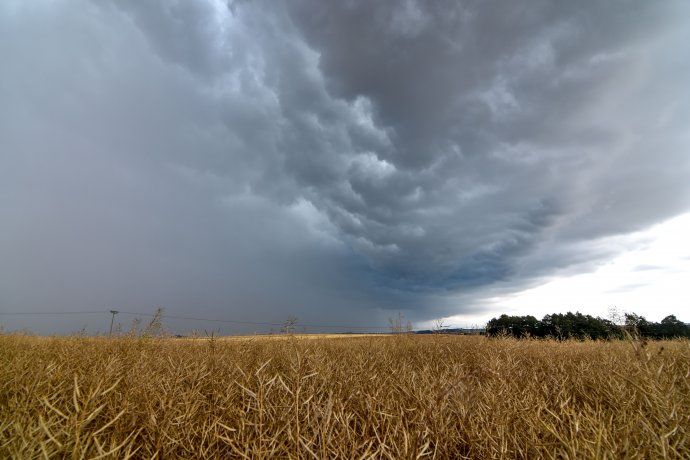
[192,334,385,341]
[1,334,688,459]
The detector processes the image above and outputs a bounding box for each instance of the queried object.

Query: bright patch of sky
[440,213,690,328]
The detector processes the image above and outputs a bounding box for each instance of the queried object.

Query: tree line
[486,311,690,340]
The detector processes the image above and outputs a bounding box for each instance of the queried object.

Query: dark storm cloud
[1,0,689,331]
[285,0,690,278]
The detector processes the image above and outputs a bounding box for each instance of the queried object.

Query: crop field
[1,334,689,459]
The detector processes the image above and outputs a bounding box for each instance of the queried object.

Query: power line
[0,309,390,330]
[0,311,105,315]
[117,310,390,330]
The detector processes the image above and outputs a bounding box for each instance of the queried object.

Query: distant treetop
[486,311,689,340]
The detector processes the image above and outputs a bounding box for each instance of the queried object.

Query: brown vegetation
[1,334,689,458]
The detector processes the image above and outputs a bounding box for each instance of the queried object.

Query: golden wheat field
[1,334,689,459]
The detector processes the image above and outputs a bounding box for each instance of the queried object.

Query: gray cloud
[1,0,689,332]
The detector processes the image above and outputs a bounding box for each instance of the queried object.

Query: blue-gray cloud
[1,0,689,332]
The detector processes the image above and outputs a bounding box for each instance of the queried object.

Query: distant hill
[415,328,485,335]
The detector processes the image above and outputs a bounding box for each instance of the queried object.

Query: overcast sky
[1,0,689,334]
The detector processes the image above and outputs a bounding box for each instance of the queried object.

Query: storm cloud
[1,0,689,332]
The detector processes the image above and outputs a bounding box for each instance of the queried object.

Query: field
[1,334,689,459]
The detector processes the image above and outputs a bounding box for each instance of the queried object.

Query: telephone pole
[109,310,119,336]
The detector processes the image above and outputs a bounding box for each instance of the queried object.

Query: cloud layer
[1,0,689,332]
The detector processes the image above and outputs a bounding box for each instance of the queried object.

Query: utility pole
[109,310,119,336]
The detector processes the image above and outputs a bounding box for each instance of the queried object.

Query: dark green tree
[486,314,541,338]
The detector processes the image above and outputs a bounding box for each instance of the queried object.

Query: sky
[1,0,689,334]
